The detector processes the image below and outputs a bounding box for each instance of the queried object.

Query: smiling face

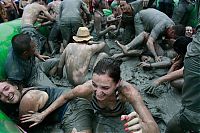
[185,26,193,37]
[92,73,119,101]
[0,82,21,104]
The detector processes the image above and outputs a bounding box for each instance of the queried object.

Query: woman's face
[0,82,21,104]
[92,73,118,101]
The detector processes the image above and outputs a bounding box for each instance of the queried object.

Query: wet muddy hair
[93,57,122,83]
[172,24,185,38]
[173,36,192,56]
[12,33,31,56]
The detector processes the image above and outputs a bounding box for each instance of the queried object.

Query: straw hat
[73,27,93,42]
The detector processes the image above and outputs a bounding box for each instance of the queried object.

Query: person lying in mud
[112,31,176,61]
[138,51,171,70]
[120,7,186,62]
[0,80,93,133]
[20,57,160,133]
[5,33,59,88]
[145,36,192,95]
[57,27,108,86]
[21,0,55,53]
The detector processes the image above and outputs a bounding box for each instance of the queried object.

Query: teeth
[9,93,14,101]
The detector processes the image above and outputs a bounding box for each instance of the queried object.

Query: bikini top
[90,88,125,116]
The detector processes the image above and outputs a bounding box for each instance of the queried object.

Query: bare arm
[41,5,55,22]
[94,13,115,38]
[156,67,184,85]
[19,0,23,10]
[146,36,158,61]
[20,81,93,127]
[57,49,66,77]
[40,81,93,119]
[89,41,106,54]
[121,81,159,133]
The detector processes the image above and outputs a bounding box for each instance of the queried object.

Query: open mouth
[8,93,14,101]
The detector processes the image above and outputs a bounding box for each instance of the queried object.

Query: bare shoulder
[119,81,140,96]
[73,80,93,98]
[21,90,48,102]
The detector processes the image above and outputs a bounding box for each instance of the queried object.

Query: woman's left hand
[20,111,46,128]
[121,111,142,133]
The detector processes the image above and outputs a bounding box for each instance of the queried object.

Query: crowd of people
[0,0,200,132]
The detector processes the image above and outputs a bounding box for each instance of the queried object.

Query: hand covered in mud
[138,62,151,68]
[145,80,161,94]
[121,111,142,133]
[155,56,162,62]
[20,111,46,128]
[37,55,50,61]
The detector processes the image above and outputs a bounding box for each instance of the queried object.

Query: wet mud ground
[28,39,182,133]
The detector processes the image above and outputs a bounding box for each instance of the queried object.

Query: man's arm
[57,49,66,78]
[94,13,116,38]
[89,41,106,54]
[146,36,160,61]
[41,5,55,22]
[121,81,160,133]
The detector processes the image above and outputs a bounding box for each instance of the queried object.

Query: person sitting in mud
[21,0,55,53]
[92,0,117,41]
[145,36,192,95]
[5,33,59,88]
[0,80,93,133]
[20,57,160,133]
[57,27,108,86]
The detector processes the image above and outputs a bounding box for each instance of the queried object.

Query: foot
[115,40,128,54]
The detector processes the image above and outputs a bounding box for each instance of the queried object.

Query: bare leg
[115,40,129,54]
[112,49,143,58]
[115,32,148,54]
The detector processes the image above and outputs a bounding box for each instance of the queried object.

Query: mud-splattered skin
[58,42,106,86]
[22,1,54,26]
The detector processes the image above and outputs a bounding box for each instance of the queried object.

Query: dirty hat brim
[73,35,93,42]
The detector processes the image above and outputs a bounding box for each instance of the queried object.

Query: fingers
[121,115,127,121]
[123,112,142,132]
[21,118,33,123]
[28,111,35,114]
[29,122,39,128]
[125,123,141,132]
